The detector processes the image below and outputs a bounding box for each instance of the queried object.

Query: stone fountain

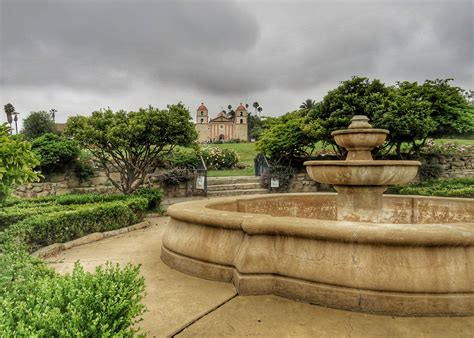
[161,116,474,316]
[304,115,420,223]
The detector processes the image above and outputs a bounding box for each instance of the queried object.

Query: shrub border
[31,219,151,259]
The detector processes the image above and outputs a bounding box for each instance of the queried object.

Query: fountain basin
[304,160,421,186]
[162,193,474,316]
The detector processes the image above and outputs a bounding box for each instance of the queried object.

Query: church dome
[197,103,208,111]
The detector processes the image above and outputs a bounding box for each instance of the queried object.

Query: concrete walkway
[47,217,474,337]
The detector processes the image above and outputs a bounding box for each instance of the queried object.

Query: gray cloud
[0,0,472,123]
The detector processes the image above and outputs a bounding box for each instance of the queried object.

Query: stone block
[66,232,104,248]
[31,243,63,258]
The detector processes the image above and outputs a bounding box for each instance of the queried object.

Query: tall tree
[22,111,56,139]
[4,103,15,132]
[66,104,197,194]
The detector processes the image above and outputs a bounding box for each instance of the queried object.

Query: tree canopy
[65,104,197,194]
[258,76,474,162]
[22,111,56,139]
[0,124,41,203]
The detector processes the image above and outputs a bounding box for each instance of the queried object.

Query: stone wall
[14,168,199,199]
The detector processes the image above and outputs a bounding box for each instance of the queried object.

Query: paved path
[47,217,474,337]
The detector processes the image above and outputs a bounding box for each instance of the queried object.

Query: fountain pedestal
[335,186,387,222]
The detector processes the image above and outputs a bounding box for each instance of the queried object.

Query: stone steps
[206,176,267,197]
[207,176,261,186]
[207,182,262,192]
[207,188,268,197]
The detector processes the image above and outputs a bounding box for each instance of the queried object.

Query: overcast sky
[1,0,473,126]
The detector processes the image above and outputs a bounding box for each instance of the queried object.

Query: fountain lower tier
[304,160,421,222]
[161,194,474,316]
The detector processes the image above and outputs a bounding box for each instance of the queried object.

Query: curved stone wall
[162,194,474,316]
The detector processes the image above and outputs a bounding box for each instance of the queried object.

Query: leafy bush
[261,165,295,191]
[74,150,95,180]
[167,146,200,168]
[386,178,474,198]
[134,187,163,210]
[418,162,444,181]
[156,168,193,185]
[31,133,81,174]
[201,147,240,169]
[0,192,152,335]
[0,124,41,204]
[0,257,146,336]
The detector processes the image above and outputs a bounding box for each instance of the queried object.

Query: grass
[435,138,474,146]
[206,143,257,177]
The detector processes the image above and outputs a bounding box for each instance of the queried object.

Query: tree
[31,133,81,174]
[0,124,41,203]
[22,111,56,139]
[4,103,15,132]
[299,99,317,110]
[256,112,315,165]
[252,102,263,118]
[248,113,269,140]
[66,104,197,194]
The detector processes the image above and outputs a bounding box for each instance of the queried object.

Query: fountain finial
[348,115,372,129]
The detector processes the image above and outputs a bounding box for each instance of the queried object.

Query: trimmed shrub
[418,162,444,181]
[201,147,240,170]
[386,178,474,198]
[2,197,147,252]
[134,187,163,210]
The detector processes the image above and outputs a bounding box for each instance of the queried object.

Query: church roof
[197,103,208,111]
[235,103,247,112]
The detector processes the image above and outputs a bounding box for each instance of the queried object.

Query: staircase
[206,176,268,197]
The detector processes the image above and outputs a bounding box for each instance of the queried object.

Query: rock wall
[14,169,198,198]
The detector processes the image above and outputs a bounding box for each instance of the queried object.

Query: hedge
[0,190,162,336]
[386,178,474,198]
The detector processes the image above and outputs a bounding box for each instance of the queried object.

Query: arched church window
[240,112,243,116]
[201,112,204,116]
[240,119,243,124]
[201,118,204,123]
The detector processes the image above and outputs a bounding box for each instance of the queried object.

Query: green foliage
[22,111,56,139]
[66,103,197,194]
[418,162,444,181]
[256,112,315,164]
[0,192,156,335]
[2,198,147,252]
[201,146,240,169]
[386,178,474,198]
[31,133,81,174]
[0,258,146,337]
[73,150,96,180]
[248,113,267,140]
[4,103,15,125]
[420,139,474,155]
[261,165,295,190]
[156,168,193,186]
[133,187,163,210]
[0,124,41,204]
[167,146,200,168]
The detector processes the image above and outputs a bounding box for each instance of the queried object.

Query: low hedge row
[386,178,474,198]
[0,190,162,336]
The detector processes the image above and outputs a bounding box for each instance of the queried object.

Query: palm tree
[4,103,15,133]
[299,99,317,110]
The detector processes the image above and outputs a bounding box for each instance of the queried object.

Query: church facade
[195,103,248,142]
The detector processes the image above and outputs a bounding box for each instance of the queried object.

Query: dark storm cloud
[0,0,472,119]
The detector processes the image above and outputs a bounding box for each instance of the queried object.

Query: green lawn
[435,138,474,146]
[205,143,257,177]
